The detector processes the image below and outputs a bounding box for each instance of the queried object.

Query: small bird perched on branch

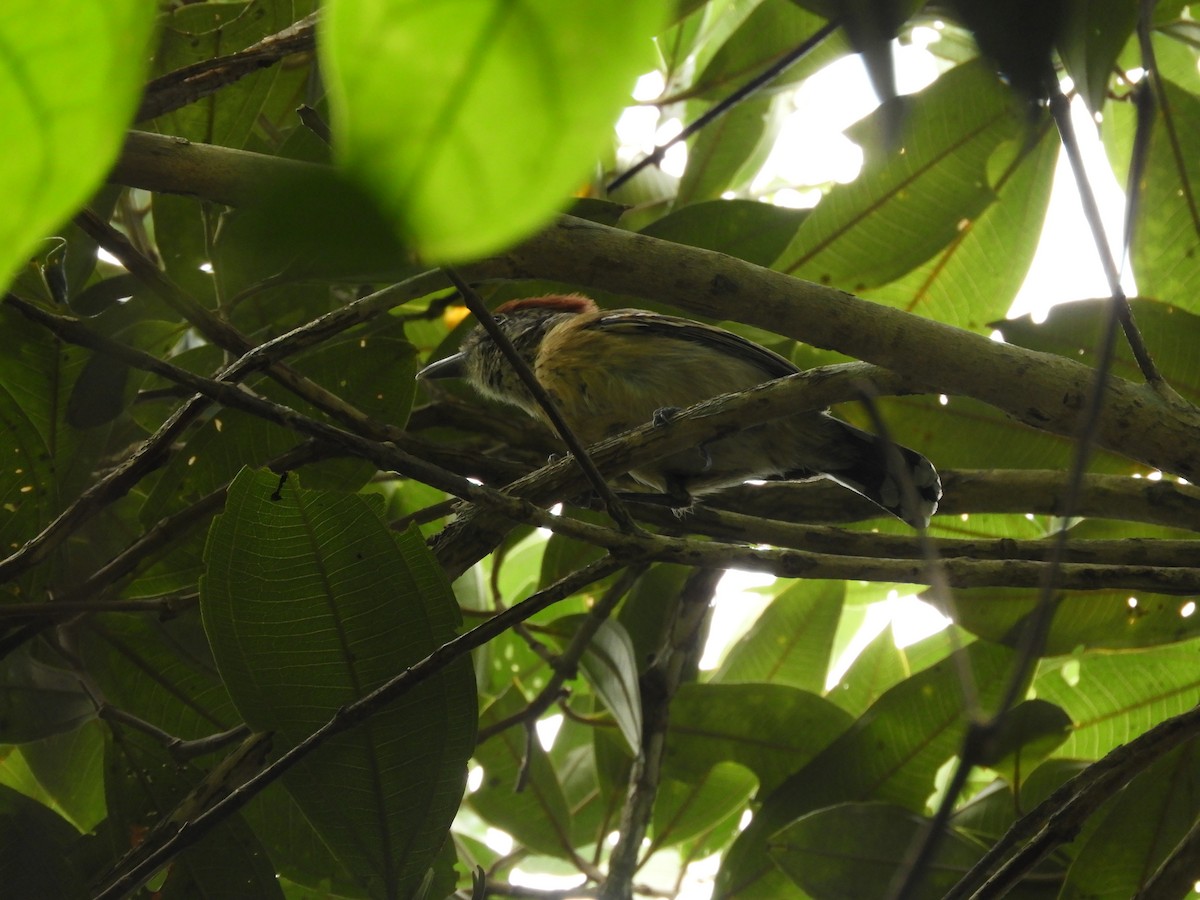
[419,294,941,528]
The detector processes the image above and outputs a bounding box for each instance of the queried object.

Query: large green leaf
[677,93,781,204]
[1059,737,1200,899]
[663,683,853,795]
[715,580,844,693]
[867,124,1058,329]
[10,721,106,834]
[717,640,1015,899]
[1035,638,1200,759]
[827,624,972,717]
[949,587,1200,654]
[641,199,809,268]
[201,468,476,899]
[775,61,1025,290]
[770,802,990,900]
[470,688,574,858]
[1123,80,1200,314]
[0,783,89,897]
[0,0,155,293]
[82,612,240,742]
[322,0,670,260]
[651,762,757,852]
[0,648,94,744]
[688,0,845,100]
[1056,0,1137,115]
[548,616,643,755]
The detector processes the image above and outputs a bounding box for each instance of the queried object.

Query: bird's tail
[791,419,942,529]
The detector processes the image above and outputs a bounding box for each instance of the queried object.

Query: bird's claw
[652,406,682,427]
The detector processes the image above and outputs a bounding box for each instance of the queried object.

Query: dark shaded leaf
[202,469,476,898]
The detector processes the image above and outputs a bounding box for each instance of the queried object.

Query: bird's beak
[417,352,467,380]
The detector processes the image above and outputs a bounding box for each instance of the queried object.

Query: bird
[419,294,941,528]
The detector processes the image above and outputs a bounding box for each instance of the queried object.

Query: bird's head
[418,294,598,405]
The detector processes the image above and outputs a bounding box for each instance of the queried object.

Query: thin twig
[73,211,387,438]
[137,12,319,122]
[1133,811,1200,900]
[476,566,647,745]
[97,705,251,762]
[0,594,197,620]
[607,21,839,193]
[1047,87,1165,389]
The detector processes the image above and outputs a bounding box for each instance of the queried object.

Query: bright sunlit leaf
[0,0,155,292]
[322,0,669,261]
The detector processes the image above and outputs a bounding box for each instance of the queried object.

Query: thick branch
[107,133,1200,483]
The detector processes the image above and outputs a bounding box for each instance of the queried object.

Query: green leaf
[828,623,976,716]
[147,0,319,148]
[1035,638,1200,759]
[242,785,361,897]
[1057,0,1137,115]
[948,587,1200,654]
[1124,80,1200,314]
[663,683,853,795]
[14,721,107,834]
[775,61,1024,290]
[618,564,692,672]
[0,648,94,744]
[651,762,757,852]
[550,616,643,755]
[322,0,670,261]
[867,124,1058,329]
[995,299,1200,404]
[545,713,617,851]
[1059,737,1200,899]
[717,640,1015,899]
[641,199,809,268]
[978,699,1072,785]
[539,508,609,589]
[0,783,88,897]
[715,580,843,693]
[82,612,240,742]
[0,0,155,292]
[211,171,415,288]
[201,468,476,899]
[677,94,780,204]
[689,0,844,100]
[470,688,574,858]
[770,802,986,900]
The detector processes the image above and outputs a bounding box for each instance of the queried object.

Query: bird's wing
[589,310,800,380]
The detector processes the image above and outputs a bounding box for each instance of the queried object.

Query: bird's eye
[492,314,507,327]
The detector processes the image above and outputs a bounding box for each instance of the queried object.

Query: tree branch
[107,133,1200,482]
[136,13,319,122]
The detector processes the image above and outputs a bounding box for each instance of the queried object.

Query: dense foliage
[3,1,1200,898]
